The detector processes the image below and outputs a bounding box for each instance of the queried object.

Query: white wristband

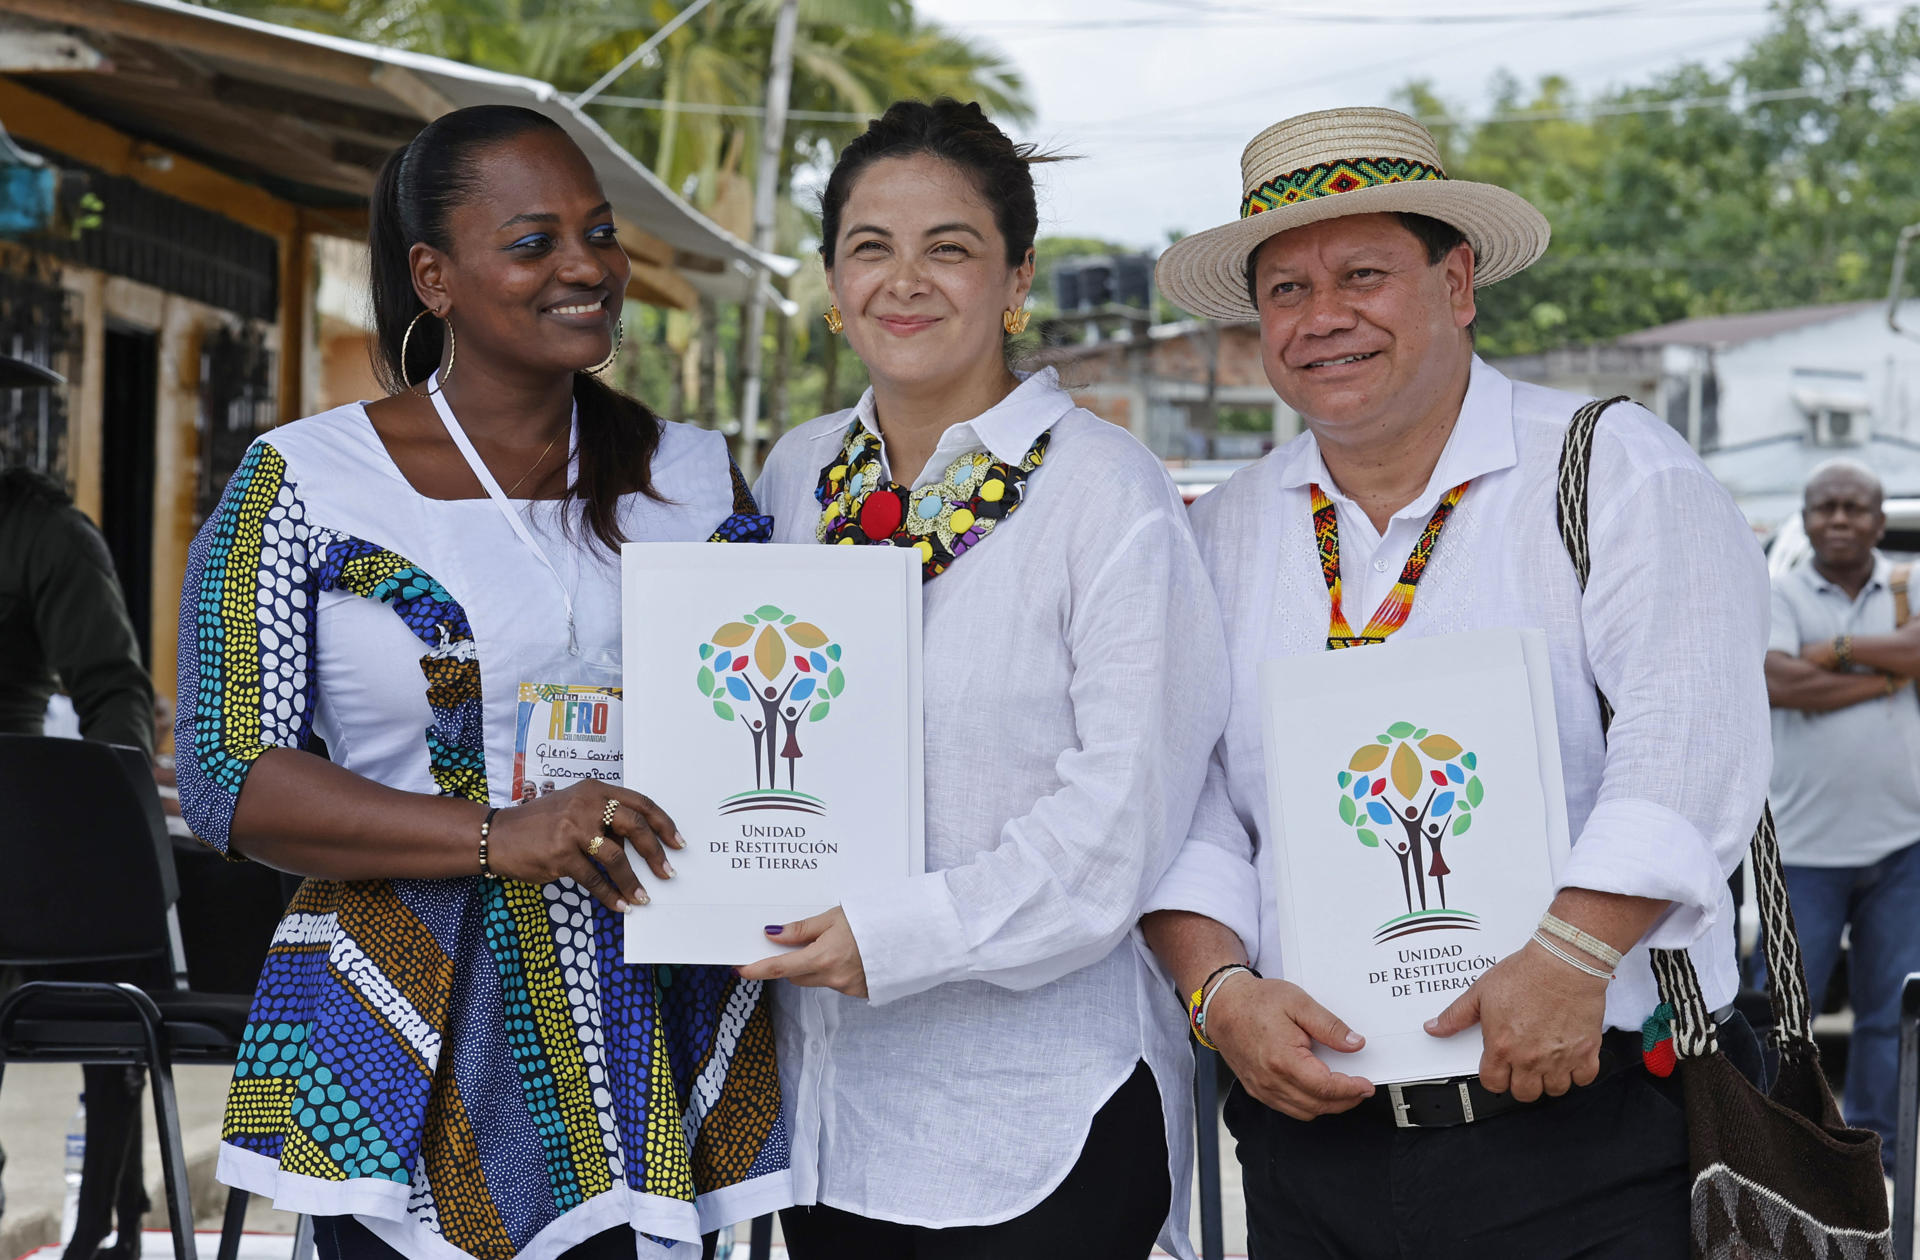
[1531,931,1613,981]
[1198,965,1254,1044]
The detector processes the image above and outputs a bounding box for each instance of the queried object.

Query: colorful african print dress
[175,406,791,1260]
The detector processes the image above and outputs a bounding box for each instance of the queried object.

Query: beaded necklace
[814,418,1048,580]
[1313,480,1469,649]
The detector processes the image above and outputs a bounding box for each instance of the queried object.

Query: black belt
[1351,1028,1644,1129]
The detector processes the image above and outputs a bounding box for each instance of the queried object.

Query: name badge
[512,682,623,804]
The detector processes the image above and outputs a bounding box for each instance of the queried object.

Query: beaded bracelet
[1187,962,1261,1050]
[1198,967,1256,1049]
[479,806,501,880]
[1537,911,1622,969]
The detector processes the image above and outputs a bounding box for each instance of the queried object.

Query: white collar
[822,367,1074,468]
[1274,355,1518,522]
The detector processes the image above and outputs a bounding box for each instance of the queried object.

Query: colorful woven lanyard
[814,418,1048,580]
[1312,480,1469,649]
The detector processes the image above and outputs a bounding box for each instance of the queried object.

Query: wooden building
[0,0,791,704]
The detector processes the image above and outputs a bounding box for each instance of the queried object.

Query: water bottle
[59,1093,85,1243]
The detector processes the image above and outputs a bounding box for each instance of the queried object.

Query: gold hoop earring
[1002,305,1031,336]
[589,321,624,375]
[823,305,843,335]
[400,308,455,396]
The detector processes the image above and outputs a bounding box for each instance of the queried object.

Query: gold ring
[587,834,605,857]
[602,798,620,830]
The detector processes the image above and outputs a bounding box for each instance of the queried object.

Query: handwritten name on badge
[514,683,623,801]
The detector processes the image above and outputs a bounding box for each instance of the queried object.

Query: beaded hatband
[1241,157,1444,219]
[814,418,1048,580]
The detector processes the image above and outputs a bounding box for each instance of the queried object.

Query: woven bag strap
[1554,397,1814,1059]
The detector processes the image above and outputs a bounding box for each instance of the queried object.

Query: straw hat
[1155,107,1550,321]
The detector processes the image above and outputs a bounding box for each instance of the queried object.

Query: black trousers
[1226,1015,1763,1260]
[313,1215,717,1260]
[781,1061,1170,1260]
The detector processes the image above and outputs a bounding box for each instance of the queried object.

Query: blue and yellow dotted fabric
[176,440,786,1260]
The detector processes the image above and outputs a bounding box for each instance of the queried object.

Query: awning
[0,0,795,299]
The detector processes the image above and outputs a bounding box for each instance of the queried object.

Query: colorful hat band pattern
[1240,157,1445,220]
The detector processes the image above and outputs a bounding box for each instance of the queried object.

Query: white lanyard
[427,375,581,656]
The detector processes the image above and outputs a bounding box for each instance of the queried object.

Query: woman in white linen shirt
[739,99,1230,1258]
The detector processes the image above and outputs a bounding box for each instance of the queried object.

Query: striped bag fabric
[1557,396,1893,1260]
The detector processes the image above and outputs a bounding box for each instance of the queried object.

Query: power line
[573,0,719,108]
[1045,0,1758,131]
[1066,75,1911,146]
[954,1,1770,30]
[586,94,872,122]
[1432,77,1908,126]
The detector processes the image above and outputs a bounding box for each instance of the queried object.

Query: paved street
[0,1063,1250,1259]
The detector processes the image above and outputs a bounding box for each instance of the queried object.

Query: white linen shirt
[1146,357,1772,1033]
[753,368,1229,1253]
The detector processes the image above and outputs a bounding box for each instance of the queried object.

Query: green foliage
[191,0,1025,432]
[1393,0,1920,355]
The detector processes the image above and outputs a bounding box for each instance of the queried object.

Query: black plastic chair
[0,734,257,1260]
[1897,971,1919,1260]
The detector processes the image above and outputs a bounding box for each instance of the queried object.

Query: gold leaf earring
[823,305,844,334]
[1002,305,1031,336]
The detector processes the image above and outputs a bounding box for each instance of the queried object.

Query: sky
[907,0,1905,251]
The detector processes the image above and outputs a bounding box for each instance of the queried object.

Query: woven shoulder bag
[1558,397,1892,1260]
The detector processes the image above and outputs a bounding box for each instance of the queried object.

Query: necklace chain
[502,429,562,498]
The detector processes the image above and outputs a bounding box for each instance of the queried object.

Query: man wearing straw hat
[1141,108,1771,1257]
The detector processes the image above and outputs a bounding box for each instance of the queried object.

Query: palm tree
[193,0,1032,435]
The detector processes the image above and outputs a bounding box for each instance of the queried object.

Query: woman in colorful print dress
[175,106,790,1260]
[743,99,1231,1258]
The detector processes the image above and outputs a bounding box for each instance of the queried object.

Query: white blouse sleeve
[841,498,1232,1005]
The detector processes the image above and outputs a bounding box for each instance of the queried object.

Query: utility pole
[734,0,799,481]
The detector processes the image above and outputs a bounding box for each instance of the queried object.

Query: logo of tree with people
[696,605,844,815]
[1336,722,1484,943]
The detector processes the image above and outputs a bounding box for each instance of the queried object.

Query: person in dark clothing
[0,358,159,1260]
[0,466,153,750]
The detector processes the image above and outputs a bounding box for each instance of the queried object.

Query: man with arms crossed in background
[1764,457,1920,1179]
[1143,107,1771,1258]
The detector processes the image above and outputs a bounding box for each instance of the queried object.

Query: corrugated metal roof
[1614,301,1877,348]
[2,0,795,291]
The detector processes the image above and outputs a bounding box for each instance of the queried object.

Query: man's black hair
[1242,212,1472,312]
